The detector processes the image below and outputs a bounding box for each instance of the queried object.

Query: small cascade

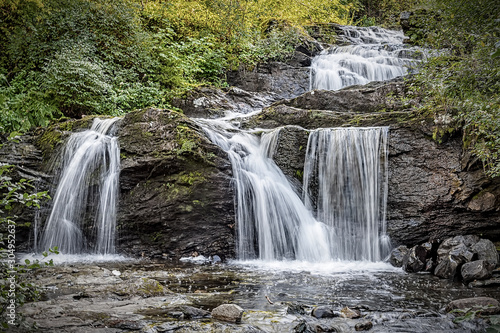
[198,120,331,261]
[310,25,425,90]
[303,127,390,261]
[39,118,121,254]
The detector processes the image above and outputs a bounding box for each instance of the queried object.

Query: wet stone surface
[13,259,500,332]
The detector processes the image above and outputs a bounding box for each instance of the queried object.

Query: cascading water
[198,119,331,261]
[310,25,425,90]
[39,118,120,255]
[303,127,390,261]
[198,119,390,262]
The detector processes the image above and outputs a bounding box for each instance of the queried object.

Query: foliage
[0,164,56,329]
[407,0,500,177]
[0,0,362,134]
[355,0,422,26]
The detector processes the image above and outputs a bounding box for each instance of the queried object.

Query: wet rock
[111,277,170,297]
[461,260,495,283]
[434,258,459,279]
[211,304,244,323]
[449,243,474,263]
[311,305,341,318]
[468,277,500,288]
[341,306,361,319]
[117,108,235,259]
[227,62,310,100]
[471,239,499,265]
[437,237,474,264]
[389,245,409,267]
[285,302,308,315]
[266,125,310,185]
[279,77,408,113]
[433,237,476,280]
[171,86,277,119]
[446,297,500,315]
[293,320,316,333]
[355,321,373,331]
[403,245,427,273]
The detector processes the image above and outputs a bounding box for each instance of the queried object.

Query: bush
[0,164,56,330]
[408,0,500,177]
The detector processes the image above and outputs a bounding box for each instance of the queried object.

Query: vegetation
[404,0,500,177]
[0,164,56,329]
[0,0,360,134]
[0,0,498,176]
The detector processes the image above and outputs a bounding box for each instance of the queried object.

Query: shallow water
[29,257,498,332]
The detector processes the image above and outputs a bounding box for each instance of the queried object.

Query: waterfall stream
[310,25,425,90]
[196,25,410,262]
[39,118,120,254]
[303,127,390,261]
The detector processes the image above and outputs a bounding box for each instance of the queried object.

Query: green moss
[37,128,64,156]
[178,171,206,186]
[295,169,304,181]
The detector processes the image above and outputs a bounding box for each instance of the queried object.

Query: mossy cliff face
[245,80,500,247]
[117,108,235,259]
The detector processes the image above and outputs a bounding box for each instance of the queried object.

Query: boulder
[226,62,310,100]
[472,239,499,265]
[403,245,426,273]
[461,260,495,283]
[355,321,373,331]
[389,245,409,267]
[170,86,276,119]
[311,306,341,318]
[116,108,235,259]
[437,237,475,264]
[434,258,459,280]
[211,304,244,323]
[446,297,500,315]
[340,306,361,319]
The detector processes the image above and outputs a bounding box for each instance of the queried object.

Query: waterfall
[310,25,425,91]
[303,127,390,261]
[198,120,331,261]
[39,118,121,254]
[198,117,390,262]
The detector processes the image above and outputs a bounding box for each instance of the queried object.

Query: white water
[199,121,331,262]
[303,127,390,261]
[39,118,121,255]
[310,25,425,90]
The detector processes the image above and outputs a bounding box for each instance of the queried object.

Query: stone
[171,86,276,119]
[293,320,315,333]
[449,243,474,264]
[436,237,475,267]
[211,304,244,323]
[468,192,497,211]
[227,62,310,100]
[285,302,308,315]
[434,258,459,279]
[446,297,500,315]
[461,260,495,283]
[472,239,499,265]
[355,321,374,331]
[116,108,236,259]
[468,277,500,288]
[389,245,409,267]
[403,245,428,273]
[341,306,361,319]
[311,305,340,318]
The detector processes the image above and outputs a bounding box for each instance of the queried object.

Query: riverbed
[16,256,500,332]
